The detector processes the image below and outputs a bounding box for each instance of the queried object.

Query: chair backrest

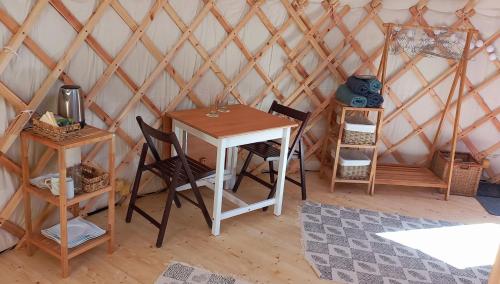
[136,116,185,163]
[268,101,311,159]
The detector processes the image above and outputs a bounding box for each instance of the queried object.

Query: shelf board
[21,126,113,149]
[27,184,113,206]
[339,143,376,149]
[375,165,448,188]
[334,178,370,184]
[30,232,111,260]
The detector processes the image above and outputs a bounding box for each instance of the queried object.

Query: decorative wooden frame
[0,0,498,238]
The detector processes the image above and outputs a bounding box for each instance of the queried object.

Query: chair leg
[173,194,182,208]
[188,179,212,228]
[232,152,253,193]
[126,144,148,223]
[162,176,181,208]
[262,183,277,212]
[156,182,177,248]
[298,142,307,200]
[268,161,275,184]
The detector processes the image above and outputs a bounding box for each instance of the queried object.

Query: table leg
[181,130,187,153]
[212,140,226,236]
[225,146,238,190]
[172,122,184,156]
[274,127,290,216]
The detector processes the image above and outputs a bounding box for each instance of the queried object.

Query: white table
[168,104,297,236]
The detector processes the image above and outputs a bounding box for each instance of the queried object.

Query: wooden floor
[1,172,498,283]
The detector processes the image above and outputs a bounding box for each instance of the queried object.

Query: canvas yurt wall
[0,0,499,252]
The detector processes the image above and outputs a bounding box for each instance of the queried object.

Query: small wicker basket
[340,115,376,145]
[69,164,109,193]
[343,131,375,145]
[333,149,371,180]
[339,164,370,179]
[32,115,80,141]
[431,151,483,197]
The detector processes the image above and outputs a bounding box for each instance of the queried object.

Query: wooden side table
[21,126,115,278]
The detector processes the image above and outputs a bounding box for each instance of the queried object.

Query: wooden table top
[22,125,113,149]
[167,104,298,138]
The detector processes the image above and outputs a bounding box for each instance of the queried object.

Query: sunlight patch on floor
[378,223,500,269]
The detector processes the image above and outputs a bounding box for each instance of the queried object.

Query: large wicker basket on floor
[32,115,80,141]
[69,164,109,193]
[431,151,483,196]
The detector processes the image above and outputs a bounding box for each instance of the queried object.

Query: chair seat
[241,142,299,161]
[145,156,215,186]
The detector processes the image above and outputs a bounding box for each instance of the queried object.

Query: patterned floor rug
[300,201,492,284]
[155,262,248,284]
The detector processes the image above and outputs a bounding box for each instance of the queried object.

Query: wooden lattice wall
[0,0,499,239]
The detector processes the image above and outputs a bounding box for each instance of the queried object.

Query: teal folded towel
[347,75,382,95]
[364,76,382,93]
[365,92,384,108]
[336,84,367,107]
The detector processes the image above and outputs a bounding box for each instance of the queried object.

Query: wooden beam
[0,0,48,74]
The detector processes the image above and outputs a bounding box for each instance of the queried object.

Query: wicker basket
[343,131,375,145]
[341,115,376,145]
[69,164,109,193]
[32,115,80,141]
[334,149,371,179]
[339,164,370,179]
[431,151,483,196]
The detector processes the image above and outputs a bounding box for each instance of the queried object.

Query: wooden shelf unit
[320,99,384,194]
[21,126,115,278]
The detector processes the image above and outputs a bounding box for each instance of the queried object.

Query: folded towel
[346,76,369,95]
[366,77,381,93]
[365,92,384,108]
[336,84,367,107]
[348,75,382,94]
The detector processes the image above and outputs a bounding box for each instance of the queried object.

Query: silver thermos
[58,85,85,127]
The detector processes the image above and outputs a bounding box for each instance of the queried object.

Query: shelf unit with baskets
[320,99,384,194]
[21,125,115,278]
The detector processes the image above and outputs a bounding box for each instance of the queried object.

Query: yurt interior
[0,0,499,283]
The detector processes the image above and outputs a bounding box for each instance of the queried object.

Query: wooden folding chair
[232,101,311,201]
[125,116,212,248]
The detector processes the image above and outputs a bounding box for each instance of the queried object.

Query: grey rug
[300,201,492,284]
[155,262,248,284]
